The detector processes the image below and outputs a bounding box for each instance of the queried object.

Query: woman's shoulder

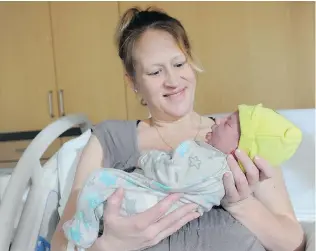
[91,119,140,136]
[91,119,141,168]
[91,119,139,147]
[93,119,138,129]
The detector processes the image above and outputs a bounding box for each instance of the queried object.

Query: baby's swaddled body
[63,140,230,249]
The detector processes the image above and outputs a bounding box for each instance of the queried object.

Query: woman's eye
[175,62,185,68]
[148,70,161,76]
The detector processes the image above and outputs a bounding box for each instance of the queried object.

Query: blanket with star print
[63,140,230,249]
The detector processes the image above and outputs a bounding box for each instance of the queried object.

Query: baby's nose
[215,117,222,125]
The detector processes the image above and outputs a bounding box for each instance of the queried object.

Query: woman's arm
[51,135,104,251]
[227,171,305,251]
[52,133,199,251]
[223,151,305,251]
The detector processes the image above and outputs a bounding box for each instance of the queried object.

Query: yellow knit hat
[238,104,302,171]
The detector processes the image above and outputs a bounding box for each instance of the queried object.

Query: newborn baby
[63,104,302,249]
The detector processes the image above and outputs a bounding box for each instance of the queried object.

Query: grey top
[92,120,266,251]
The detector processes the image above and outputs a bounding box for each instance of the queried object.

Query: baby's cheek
[226,138,239,154]
[209,136,223,149]
[214,137,237,154]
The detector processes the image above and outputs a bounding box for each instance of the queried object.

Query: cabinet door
[0,2,58,132]
[50,2,127,124]
[119,2,314,117]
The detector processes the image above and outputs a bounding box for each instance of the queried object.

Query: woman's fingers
[253,156,273,181]
[234,150,259,187]
[149,203,198,234]
[131,193,182,230]
[104,187,125,218]
[222,172,240,203]
[133,199,199,246]
[149,210,200,246]
[227,154,250,196]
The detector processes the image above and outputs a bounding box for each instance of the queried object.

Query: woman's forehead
[133,29,185,66]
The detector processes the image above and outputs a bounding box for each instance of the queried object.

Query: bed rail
[0,114,92,251]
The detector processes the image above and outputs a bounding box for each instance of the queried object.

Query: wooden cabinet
[0,1,314,131]
[119,1,315,119]
[0,1,314,168]
[0,2,58,132]
[50,2,127,123]
[0,2,127,167]
[0,1,127,135]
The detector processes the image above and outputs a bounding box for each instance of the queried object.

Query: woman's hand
[221,149,274,209]
[92,188,200,251]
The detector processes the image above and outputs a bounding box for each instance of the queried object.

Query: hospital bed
[0,109,315,251]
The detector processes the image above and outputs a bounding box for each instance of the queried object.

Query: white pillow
[277,109,315,222]
[57,130,92,216]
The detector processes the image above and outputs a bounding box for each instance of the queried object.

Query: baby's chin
[206,141,237,154]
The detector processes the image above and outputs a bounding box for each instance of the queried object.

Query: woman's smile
[163,87,187,102]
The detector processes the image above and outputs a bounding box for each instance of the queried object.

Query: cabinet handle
[48,90,54,118]
[58,89,65,116]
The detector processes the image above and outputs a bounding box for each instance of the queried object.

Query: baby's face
[206,111,240,154]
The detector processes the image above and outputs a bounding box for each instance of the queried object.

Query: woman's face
[131,29,197,121]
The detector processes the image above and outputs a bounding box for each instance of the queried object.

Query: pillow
[57,129,92,216]
[277,109,315,222]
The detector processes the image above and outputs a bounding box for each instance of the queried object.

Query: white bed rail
[0,114,92,251]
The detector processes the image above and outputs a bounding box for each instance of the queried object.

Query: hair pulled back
[115,6,202,79]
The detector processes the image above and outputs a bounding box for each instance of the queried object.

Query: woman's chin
[163,106,192,119]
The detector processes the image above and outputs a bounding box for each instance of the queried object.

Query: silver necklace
[152,115,202,150]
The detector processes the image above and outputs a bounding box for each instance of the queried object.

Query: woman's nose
[164,71,179,87]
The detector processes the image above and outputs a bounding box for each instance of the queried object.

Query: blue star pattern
[77,210,91,229]
[86,193,102,209]
[176,141,190,157]
[69,226,82,244]
[99,170,117,186]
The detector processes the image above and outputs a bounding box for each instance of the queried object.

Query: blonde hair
[115,7,203,79]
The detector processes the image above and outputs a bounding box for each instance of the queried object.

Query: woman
[51,7,305,251]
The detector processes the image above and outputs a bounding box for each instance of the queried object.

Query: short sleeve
[91,120,139,170]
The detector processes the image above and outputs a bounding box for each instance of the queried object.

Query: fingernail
[227,154,234,160]
[235,149,241,154]
[189,204,199,211]
[224,172,231,177]
[254,156,260,160]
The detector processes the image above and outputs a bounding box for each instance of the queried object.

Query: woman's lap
[146,206,266,251]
